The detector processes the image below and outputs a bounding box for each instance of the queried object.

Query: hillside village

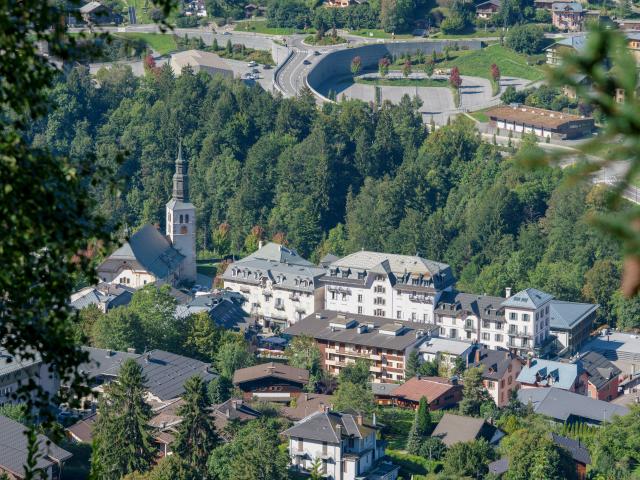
[4,0,640,479]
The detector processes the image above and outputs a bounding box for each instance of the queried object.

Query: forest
[31,63,638,330]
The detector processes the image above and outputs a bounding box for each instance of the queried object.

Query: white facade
[0,351,59,407]
[323,251,455,324]
[110,267,157,289]
[222,243,326,328]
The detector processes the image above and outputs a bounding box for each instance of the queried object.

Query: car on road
[252,68,260,73]
[313,50,321,56]
[222,31,231,35]
[263,64,272,70]
[303,59,311,65]
[247,61,257,67]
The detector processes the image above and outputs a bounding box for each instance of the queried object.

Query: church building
[97,144,197,288]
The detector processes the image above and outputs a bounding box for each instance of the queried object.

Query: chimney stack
[258,240,264,250]
[526,356,532,368]
[304,393,309,402]
[356,413,363,425]
[372,412,377,427]
[505,287,512,298]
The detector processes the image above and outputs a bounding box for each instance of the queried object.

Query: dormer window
[232,269,237,277]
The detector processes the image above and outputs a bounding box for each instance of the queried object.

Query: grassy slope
[115,33,177,55]
[440,44,545,81]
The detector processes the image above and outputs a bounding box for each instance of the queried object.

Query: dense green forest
[32,64,639,329]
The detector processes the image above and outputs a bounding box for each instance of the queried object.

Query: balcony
[263,291,272,298]
[289,294,300,302]
[408,294,433,304]
[326,347,381,361]
[464,324,476,332]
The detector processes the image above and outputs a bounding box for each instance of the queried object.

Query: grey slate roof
[282,410,375,444]
[0,348,41,377]
[549,300,598,330]
[81,347,216,401]
[370,382,401,397]
[502,288,553,310]
[550,432,591,465]
[552,2,583,11]
[477,0,501,8]
[435,291,505,321]
[222,243,325,293]
[284,310,437,352]
[98,224,184,280]
[0,415,72,478]
[325,251,455,291]
[471,348,519,381]
[79,1,103,13]
[546,33,588,53]
[70,283,134,311]
[517,358,579,390]
[574,351,621,390]
[517,387,629,424]
[431,413,497,447]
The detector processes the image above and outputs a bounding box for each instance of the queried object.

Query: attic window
[232,269,237,277]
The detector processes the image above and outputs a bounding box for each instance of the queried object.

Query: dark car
[303,59,311,65]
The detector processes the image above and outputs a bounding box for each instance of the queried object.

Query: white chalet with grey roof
[98,144,197,288]
[282,409,398,480]
[222,242,325,328]
[322,251,455,324]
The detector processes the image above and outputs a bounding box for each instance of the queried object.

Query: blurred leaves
[534,26,640,297]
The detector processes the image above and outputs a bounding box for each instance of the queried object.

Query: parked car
[222,31,231,35]
[247,60,257,67]
[313,50,321,56]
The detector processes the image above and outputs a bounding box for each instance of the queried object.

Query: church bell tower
[166,141,197,283]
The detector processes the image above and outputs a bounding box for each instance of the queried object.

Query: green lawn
[355,77,449,88]
[348,29,413,39]
[439,44,545,81]
[304,34,347,46]
[235,20,312,35]
[115,33,177,55]
[116,0,178,24]
[470,109,490,122]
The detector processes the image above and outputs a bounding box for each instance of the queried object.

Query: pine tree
[405,350,420,379]
[174,376,219,478]
[406,396,432,454]
[91,359,155,480]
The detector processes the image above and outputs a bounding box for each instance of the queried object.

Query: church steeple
[172,140,189,202]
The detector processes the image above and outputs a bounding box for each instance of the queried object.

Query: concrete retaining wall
[307,40,484,99]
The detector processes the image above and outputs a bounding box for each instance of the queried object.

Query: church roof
[98,225,184,280]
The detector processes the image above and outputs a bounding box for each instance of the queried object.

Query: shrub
[505,24,545,54]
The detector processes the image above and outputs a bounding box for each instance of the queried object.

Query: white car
[247,61,257,67]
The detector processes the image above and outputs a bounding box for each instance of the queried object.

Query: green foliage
[338,358,371,386]
[459,367,490,417]
[406,396,432,454]
[405,350,420,379]
[418,359,439,377]
[215,338,255,379]
[505,25,546,55]
[589,406,640,479]
[442,438,494,478]
[207,421,290,480]
[0,403,28,424]
[334,379,376,415]
[208,376,234,404]
[284,335,323,390]
[174,376,219,478]
[91,359,156,480]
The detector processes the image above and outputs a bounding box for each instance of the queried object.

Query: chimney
[144,353,151,364]
[127,348,136,354]
[372,412,377,427]
[475,349,481,364]
[336,424,342,438]
[505,287,512,298]
[267,362,276,372]
[356,413,363,425]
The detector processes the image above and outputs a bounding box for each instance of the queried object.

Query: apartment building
[284,311,438,383]
[222,242,326,329]
[283,408,398,480]
[502,288,554,357]
[322,251,456,324]
[551,2,584,32]
[0,349,59,407]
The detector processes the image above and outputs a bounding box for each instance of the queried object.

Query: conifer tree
[174,376,219,478]
[406,396,432,454]
[91,359,155,480]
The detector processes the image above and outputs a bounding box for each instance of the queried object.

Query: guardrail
[272,44,294,96]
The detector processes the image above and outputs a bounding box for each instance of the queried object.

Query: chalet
[79,1,118,25]
[283,393,335,420]
[431,413,504,447]
[232,362,309,403]
[390,376,462,410]
[371,382,400,406]
[476,0,501,19]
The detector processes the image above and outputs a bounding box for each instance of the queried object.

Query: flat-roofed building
[487,105,595,139]
[418,337,475,373]
[579,331,640,376]
[170,50,233,78]
[284,310,438,383]
[549,300,598,355]
[322,251,455,325]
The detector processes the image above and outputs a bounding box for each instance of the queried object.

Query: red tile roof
[391,376,459,403]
